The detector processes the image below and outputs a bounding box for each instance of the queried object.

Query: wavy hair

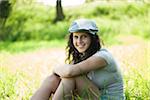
[65,32,102,64]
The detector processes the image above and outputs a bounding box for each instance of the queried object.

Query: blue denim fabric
[100,95,125,100]
[100,87,125,100]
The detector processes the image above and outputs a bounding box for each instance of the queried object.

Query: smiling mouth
[78,45,85,48]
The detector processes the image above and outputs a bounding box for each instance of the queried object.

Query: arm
[69,55,107,76]
[53,55,107,77]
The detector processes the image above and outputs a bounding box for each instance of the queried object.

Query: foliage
[0,1,149,42]
[67,2,150,40]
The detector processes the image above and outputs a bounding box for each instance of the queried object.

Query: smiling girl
[31,19,125,100]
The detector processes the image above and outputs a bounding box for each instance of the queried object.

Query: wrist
[54,73,60,77]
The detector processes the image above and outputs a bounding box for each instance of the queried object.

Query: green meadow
[0,1,150,100]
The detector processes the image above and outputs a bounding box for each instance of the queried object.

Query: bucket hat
[68,19,98,35]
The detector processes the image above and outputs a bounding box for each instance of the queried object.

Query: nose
[77,37,82,44]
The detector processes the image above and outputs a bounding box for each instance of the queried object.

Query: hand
[53,64,72,77]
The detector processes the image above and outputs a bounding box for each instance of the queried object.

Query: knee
[61,77,75,85]
[42,74,61,86]
[74,75,87,81]
[60,78,76,90]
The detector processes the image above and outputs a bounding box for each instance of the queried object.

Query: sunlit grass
[0,67,40,100]
[123,47,150,99]
[111,35,150,100]
[1,1,149,99]
[0,39,66,54]
[0,35,149,99]
[0,67,17,100]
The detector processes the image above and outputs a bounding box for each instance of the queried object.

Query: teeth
[79,46,83,47]
[78,45,84,47]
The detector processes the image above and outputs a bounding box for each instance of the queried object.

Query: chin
[78,50,86,53]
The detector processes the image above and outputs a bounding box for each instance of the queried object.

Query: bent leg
[52,78,75,100]
[52,75,100,100]
[31,74,61,100]
[75,75,100,100]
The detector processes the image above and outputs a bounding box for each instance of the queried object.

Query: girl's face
[73,32,91,53]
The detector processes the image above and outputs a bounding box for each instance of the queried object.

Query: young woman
[31,19,125,100]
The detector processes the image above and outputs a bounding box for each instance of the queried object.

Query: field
[0,34,150,100]
[0,1,150,100]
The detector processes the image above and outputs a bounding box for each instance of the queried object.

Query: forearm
[54,55,107,77]
[68,56,107,77]
[53,64,83,78]
[67,64,86,77]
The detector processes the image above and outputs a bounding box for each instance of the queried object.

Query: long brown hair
[65,32,102,64]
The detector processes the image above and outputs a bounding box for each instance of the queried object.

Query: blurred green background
[0,0,149,41]
[0,0,150,100]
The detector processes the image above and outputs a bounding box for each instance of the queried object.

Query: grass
[0,1,150,99]
[0,39,66,54]
[0,67,17,100]
[0,67,40,100]
[0,34,150,99]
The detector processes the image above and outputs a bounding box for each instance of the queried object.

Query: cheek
[86,38,91,46]
[87,42,91,48]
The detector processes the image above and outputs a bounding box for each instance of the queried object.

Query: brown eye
[73,35,78,39]
[82,35,87,39]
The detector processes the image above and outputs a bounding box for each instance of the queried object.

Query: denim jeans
[100,94,125,100]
